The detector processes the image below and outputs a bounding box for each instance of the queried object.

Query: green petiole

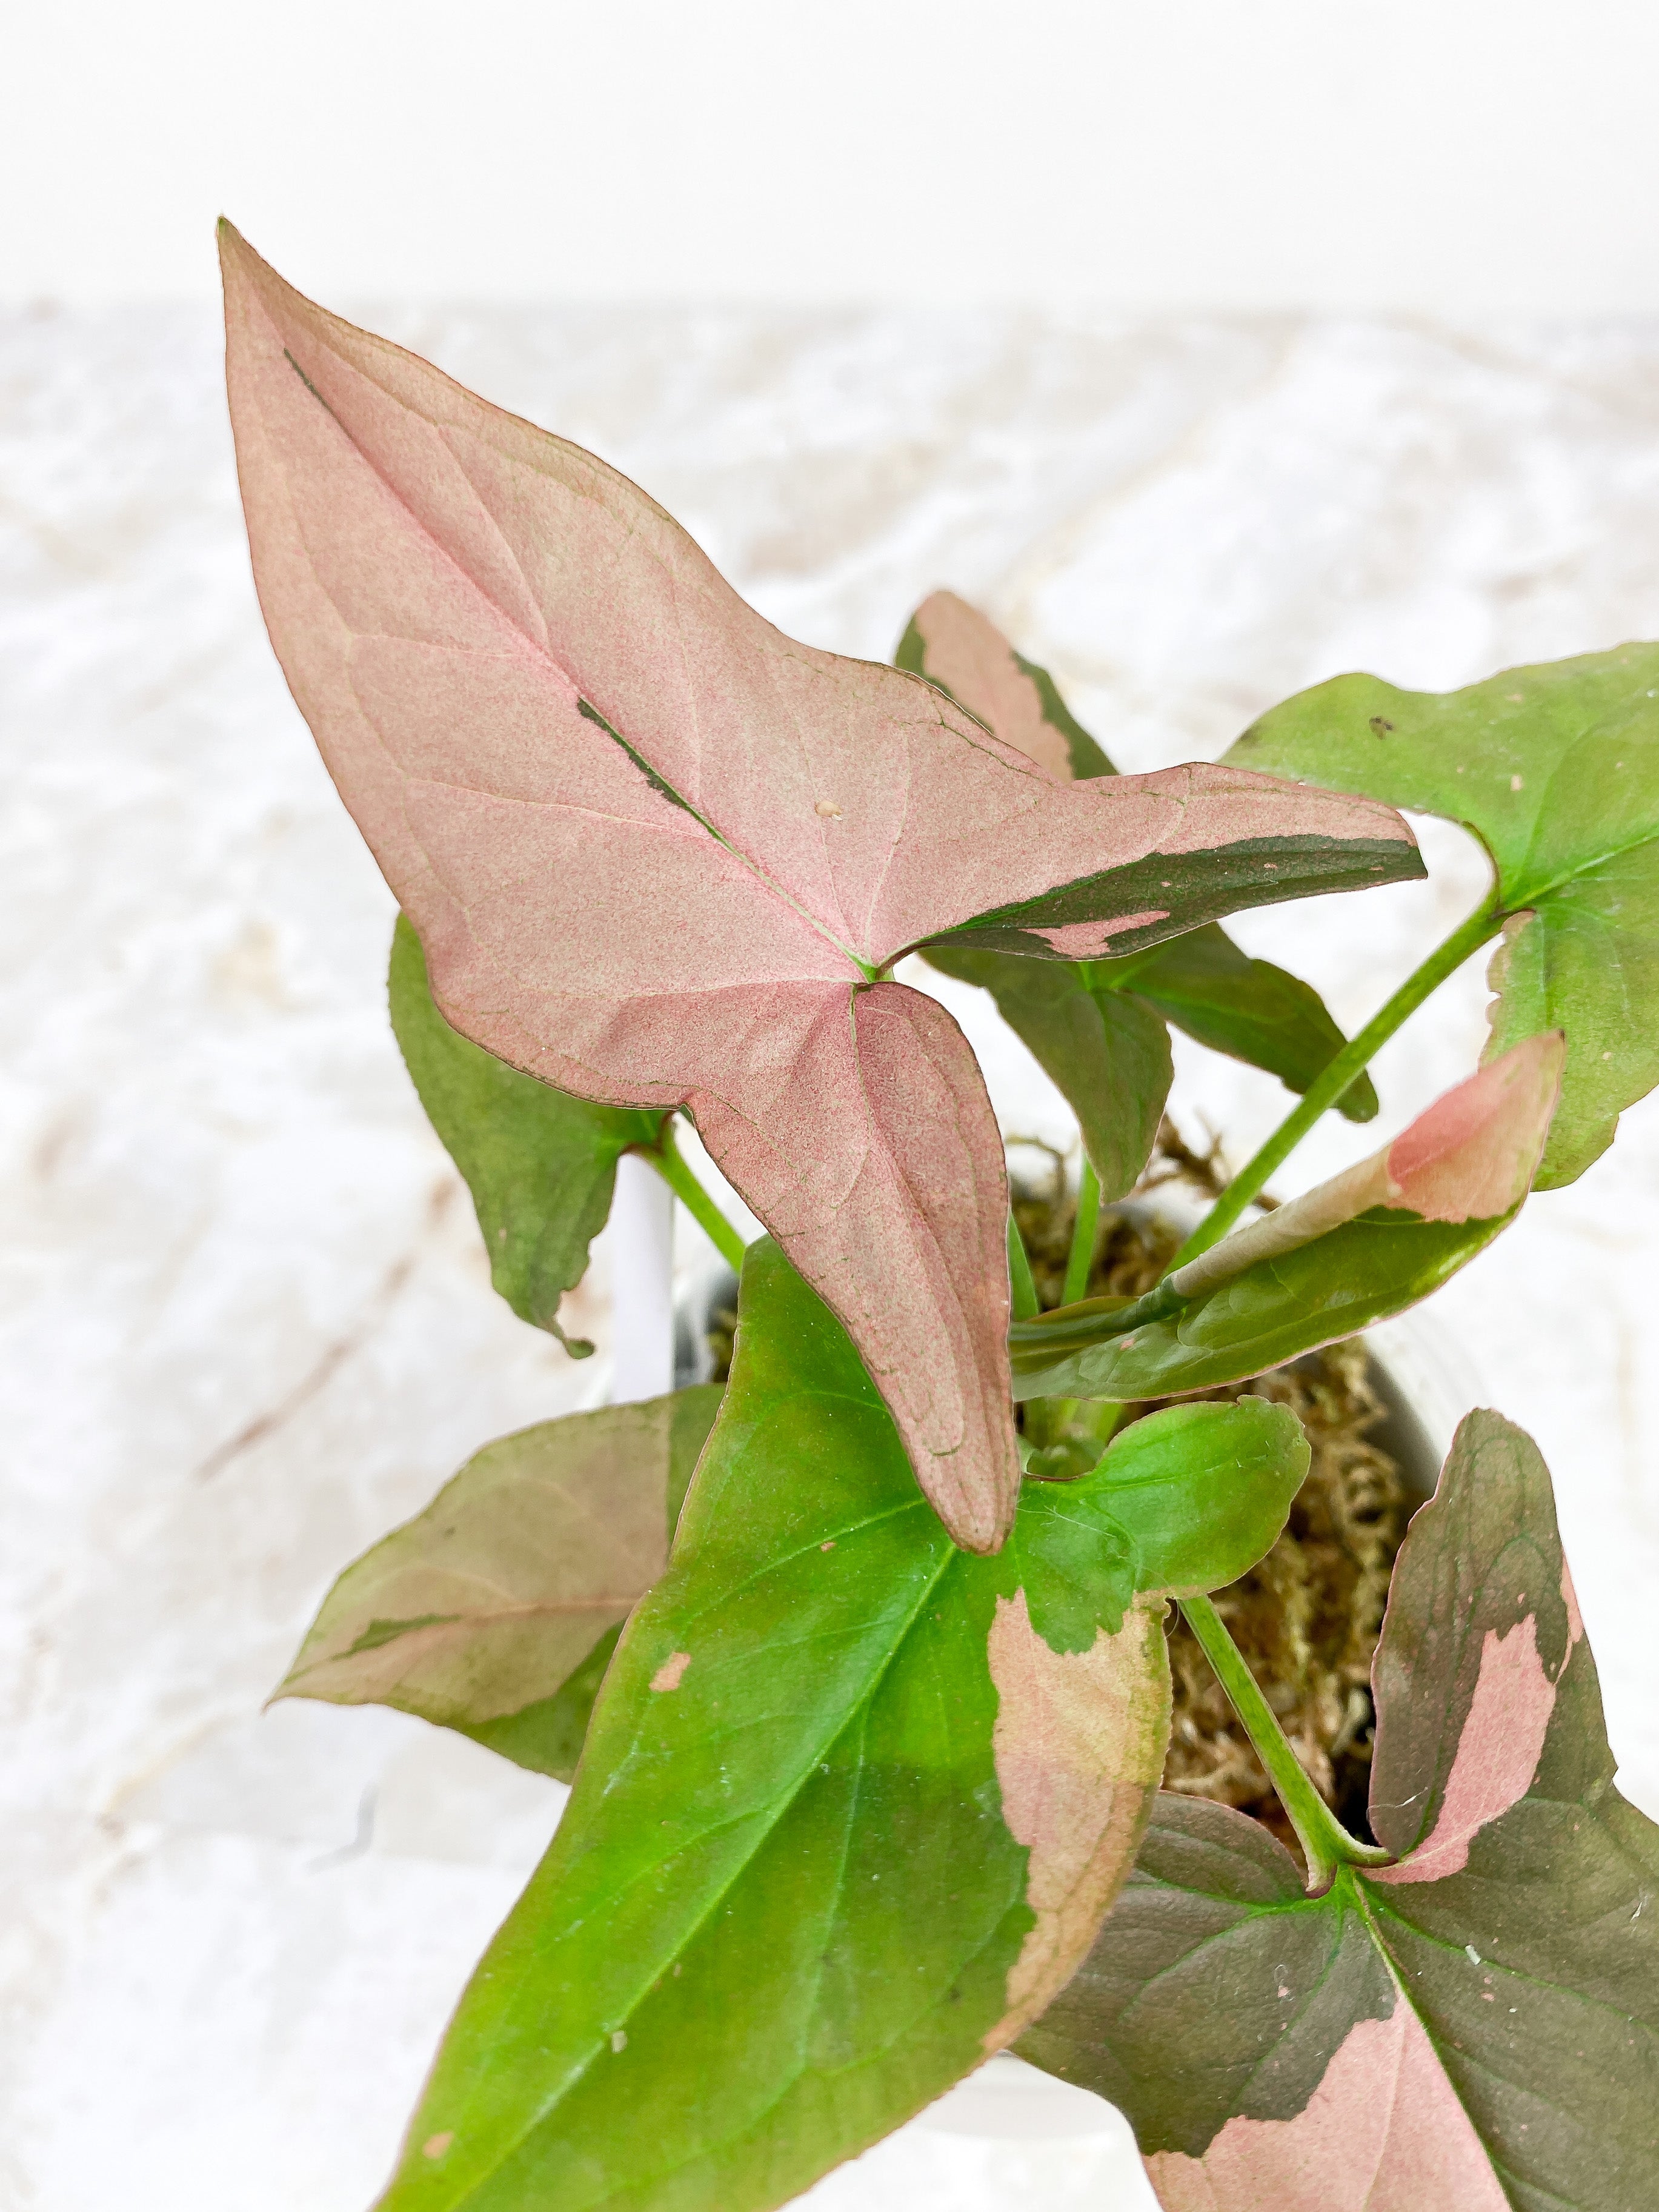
[1007,1212,1040,1321]
[1062,1158,1102,1306]
[1168,895,1504,1270]
[644,1127,750,1275]
[1179,1594,1390,1890]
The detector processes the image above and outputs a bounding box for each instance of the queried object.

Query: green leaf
[1020,1410,1659,2212]
[389,915,667,1352]
[373,1242,1303,2212]
[1088,1399,1311,1602]
[1011,1035,1561,1403]
[924,942,1173,1200]
[1229,642,1659,1184]
[275,1387,721,1782]
[1096,926,1379,1123]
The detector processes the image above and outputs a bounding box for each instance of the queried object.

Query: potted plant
[218,225,1658,2211]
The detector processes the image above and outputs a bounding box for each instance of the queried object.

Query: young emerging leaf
[275,1389,721,1781]
[1021,1410,1659,2211]
[373,1241,1306,2212]
[220,227,1419,1549]
[905,593,1376,1204]
[1229,643,1659,1184]
[1010,1033,1563,1401]
[390,915,666,1352]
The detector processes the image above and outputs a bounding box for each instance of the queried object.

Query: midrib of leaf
[437,1529,965,2208]
[292,1592,646,1680]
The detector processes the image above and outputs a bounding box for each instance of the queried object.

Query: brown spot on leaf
[422,2133,454,2160]
[814,799,842,819]
[650,1651,691,1693]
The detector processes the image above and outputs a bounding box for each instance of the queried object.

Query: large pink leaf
[219,225,1420,1550]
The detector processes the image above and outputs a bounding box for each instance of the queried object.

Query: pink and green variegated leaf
[902,597,1377,1204]
[1020,1409,1659,2211]
[371,1240,1308,2212]
[274,1387,722,1782]
[1228,644,1659,1186]
[220,227,1420,1550]
[1010,1033,1563,1402]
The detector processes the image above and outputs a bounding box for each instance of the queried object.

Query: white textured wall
[5,301,1659,2207]
[7,3,1659,311]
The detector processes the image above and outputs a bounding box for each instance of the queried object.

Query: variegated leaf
[903,593,1377,1206]
[277,1388,722,1781]
[220,225,1420,1549]
[1229,643,1659,1186]
[1021,1410,1659,2211]
[372,1240,1308,2212]
[1009,1034,1563,1401]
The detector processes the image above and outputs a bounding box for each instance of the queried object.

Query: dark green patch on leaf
[346,1613,457,1658]
[388,914,665,1349]
[1011,1208,1517,1403]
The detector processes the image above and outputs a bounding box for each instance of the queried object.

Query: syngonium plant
[219,227,1659,2210]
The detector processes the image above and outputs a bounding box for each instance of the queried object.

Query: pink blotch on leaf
[1145,2004,1506,2211]
[1374,1613,1555,1887]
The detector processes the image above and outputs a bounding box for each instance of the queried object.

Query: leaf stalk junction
[647,892,1507,1890]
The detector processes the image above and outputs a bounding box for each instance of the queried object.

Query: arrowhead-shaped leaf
[1229,643,1659,1184]
[1021,1409,1659,2211]
[374,1240,1307,2212]
[274,1387,721,1782]
[219,227,1420,1550]
[390,914,667,1352]
[903,593,1378,1199]
[1010,1034,1563,1401]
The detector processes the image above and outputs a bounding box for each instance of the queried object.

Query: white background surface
[7,2,1659,311]
[6,291,1659,2211]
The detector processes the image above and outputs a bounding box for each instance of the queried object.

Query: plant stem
[644,1131,749,1274]
[1062,1158,1102,1306]
[1168,896,1503,1270]
[1007,1213,1040,1321]
[1180,1595,1389,1889]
